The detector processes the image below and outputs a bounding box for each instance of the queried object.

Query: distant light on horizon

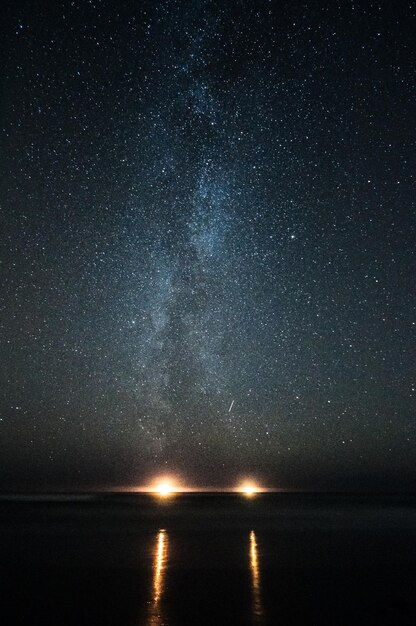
[129,477,271,495]
[239,482,260,497]
[148,476,183,497]
[156,481,174,497]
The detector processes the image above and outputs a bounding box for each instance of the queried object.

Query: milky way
[0,0,415,490]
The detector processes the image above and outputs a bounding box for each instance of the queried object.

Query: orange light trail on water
[153,529,168,604]
[147,529,169,626]
[249,530,263,620]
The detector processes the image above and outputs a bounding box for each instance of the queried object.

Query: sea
[0,493,415,625]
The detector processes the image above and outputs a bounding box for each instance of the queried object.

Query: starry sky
[1,0,415,492]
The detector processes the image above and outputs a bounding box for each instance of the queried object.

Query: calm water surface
[0,494,415,625]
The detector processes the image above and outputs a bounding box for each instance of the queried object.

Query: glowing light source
[156,481,174,497]
[148,476,183,497]
[239,482,260,497]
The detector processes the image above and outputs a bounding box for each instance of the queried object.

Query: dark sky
[1,0,415,492]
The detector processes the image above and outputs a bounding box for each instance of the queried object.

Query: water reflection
[249,530,264,622]
[147,529,169,626]
[145,528,263,624]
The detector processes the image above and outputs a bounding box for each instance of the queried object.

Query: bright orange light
[156,481,174,497]
[147,476,182,497]
[239,482,260,497]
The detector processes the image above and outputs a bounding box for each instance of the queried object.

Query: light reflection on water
[249,530,264,622]
[145,529,264,625]
[147,529,168,626]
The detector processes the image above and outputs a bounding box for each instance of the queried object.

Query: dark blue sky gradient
[0,0,415,491]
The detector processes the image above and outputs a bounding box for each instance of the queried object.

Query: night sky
[1,0,415,492]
